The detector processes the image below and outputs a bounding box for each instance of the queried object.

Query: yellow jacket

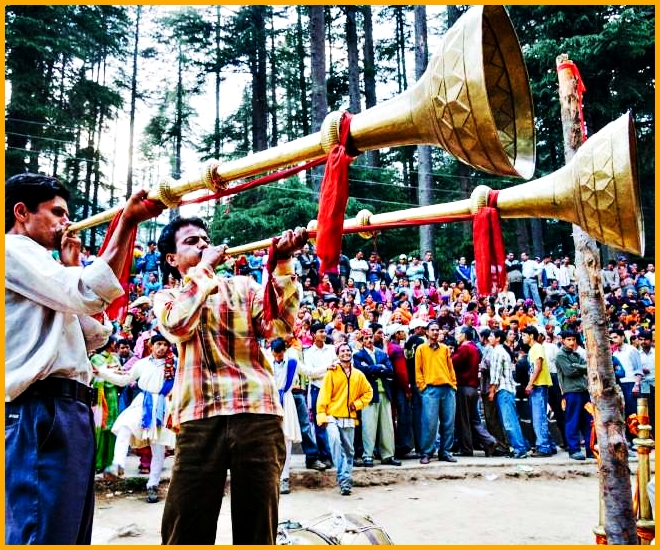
[415,342,457,391]
[316,365,373,426]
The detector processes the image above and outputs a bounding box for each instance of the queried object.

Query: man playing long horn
[5,174,163,544]
[152,216,306,545]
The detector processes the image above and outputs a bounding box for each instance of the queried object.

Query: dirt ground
[92,475,601,545]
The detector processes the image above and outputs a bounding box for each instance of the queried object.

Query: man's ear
[13,202,30,224]
[165,252,178,268]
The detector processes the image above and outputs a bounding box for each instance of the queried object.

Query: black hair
[492,329,507,343]
[5,173,71,233]
[271,338,286,353]
[150,333,170,346]
[310,322,326,334]
[95,334,117,354]
[157,216,208,283]
[117,338,133,349]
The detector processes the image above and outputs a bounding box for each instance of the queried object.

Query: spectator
[349,250,369,285]
[422,250,438,287]
[303,322,337,469]
[609,327,643,448]
[521,252,543,310]
[555,330,594,461]
[353,328,401,467]
[522,326,556,457]
[454,256,472,289]
[487,329,529,458]
[452,326,497,457]
[102,333,177,504]
[415,320,457,464]
[316,342,373,496]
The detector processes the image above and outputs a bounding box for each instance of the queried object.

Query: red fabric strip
[315,112,356,275]
[262,236,280,323]
[97,200,161,321]
[557,61,588,142]
[472,190,506,297]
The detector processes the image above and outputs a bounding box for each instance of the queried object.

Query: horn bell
[347,5,535,179]
[496,112,645,256]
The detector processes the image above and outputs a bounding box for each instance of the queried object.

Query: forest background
[5,5,654,280]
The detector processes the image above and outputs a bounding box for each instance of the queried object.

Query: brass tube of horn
[226,113,643,257]
[68,5,534,233]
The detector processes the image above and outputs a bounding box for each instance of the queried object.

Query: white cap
[386,323,407,337]
[409,319,428,330]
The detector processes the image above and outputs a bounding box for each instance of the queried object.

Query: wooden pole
[556,54,639,545]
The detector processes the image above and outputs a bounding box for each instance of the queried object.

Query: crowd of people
[114,242,655,498]
[6,171,654,545]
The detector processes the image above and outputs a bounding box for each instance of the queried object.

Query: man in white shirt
[638,329,655,435]
[609,328,643,446]
[349,250,369,285]
[422,250,438,286]
[5,173,162,544]
[644,263,655,289]
[542,254,558,284]
[303,322,338,468]
[520,252,543,310]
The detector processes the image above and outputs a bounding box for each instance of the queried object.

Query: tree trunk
[556,54,638,545]
[126,5,141,199]
[345,6,360,115]
[170,44,183,221]
[296,6,309,137]
[530,219,545,258]
[414,6,433,256]
[361,5,378,168]
[515,219,531,254]
[309,5,327,193]
[214,5,222,159]
[268,10,278,147]
[250,5,268,153]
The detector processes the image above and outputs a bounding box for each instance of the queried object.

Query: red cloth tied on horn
[262,236,281,323]
[472,190,507,297]
[315,112,356,276]
[97,200,160,322]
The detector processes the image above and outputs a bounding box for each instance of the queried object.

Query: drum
[277,512,393,545]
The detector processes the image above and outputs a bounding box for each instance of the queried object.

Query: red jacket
[387,340,410,394]
[451,341,482,388]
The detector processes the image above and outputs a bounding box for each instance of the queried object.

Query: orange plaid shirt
[154,260,298,431]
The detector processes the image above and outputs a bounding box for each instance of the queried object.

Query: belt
[291,388,306,395]
[24,377,93,407]
[523,277,536,281]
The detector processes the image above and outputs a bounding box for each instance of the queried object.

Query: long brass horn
[68,5,534,233]
[226,113,643,257]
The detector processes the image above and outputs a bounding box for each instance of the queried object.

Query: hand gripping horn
[67,5,534,233]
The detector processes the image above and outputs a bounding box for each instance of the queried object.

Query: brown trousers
[161,413,285,545]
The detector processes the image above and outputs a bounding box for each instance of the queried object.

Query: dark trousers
[5,395,96,544]
[161,414,285,545]
[393,387,414,456]
[309,385,332,462]
[482,393,509,450]
[454,386,496,455]
[293,392,320,464]
[563,391,593,456]
[411,386,423,453]
[548,373,567,447]
[620,381,638,444]
[509,280,523,300]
